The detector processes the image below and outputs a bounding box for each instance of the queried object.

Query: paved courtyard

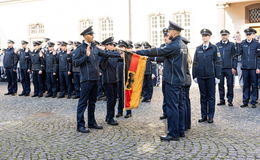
[0,82,259,160]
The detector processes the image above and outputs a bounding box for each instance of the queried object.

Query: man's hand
[53,51,56,55]
[13,69,16,72]
[53,72,56,76]
[39,70,42,74]
[68,71,71,75]
[39,51,43,57]
[232,68,237,75]
[256,69,260,74]
[120,52,125,58]
[86,46,91,56]
[97,45,105,50]
[27,69,31,73]
[151,74,156,79]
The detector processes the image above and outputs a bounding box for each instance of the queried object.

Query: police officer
[159,28,170,120]
[136,21,186,141]
[192,29,222,123]
[45,42,58,98]
[115,40,133,118]
[237,28,260,108]
[141,41,154,103]
[30,41,45,97]
[72,41,81,99]
[3,40,18,95]
[18,40,31,96]
[57,41,73,99]
[181,37,192,131]
[216,29,237,106]
[73,26,118,133]
[100,37,120,126]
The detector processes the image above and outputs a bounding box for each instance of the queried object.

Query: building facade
[0,0,259,49]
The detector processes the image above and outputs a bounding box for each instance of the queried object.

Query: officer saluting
[192,29,222,123]
[237,28,260,108]
[136,21,186,141]
[216,29,237,106]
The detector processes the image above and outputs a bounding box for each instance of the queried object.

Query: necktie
[203,45,207,50]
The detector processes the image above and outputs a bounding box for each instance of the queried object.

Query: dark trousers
[242,69,258,105]
[218,69,234,103]
[117,80,131,115]
[59,71,72,96]
[165,82,185,137]
[46,72,57,96]
[198,77,216,119]
[142,74,153,100]
[97,75,105,97]
[183,86,191,130]
[104,83,117,121]
[73,72,81,97]
[32,70,43,96]
[77,80,98,129]
[20,69,30,94]
[162,80,167,116]
[5,68,17,94]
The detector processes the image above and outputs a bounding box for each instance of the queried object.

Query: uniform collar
[221,40,229,44]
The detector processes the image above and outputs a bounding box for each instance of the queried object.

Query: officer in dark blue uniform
[192,29,222,124]
[73,26,120,133]
[159,28,170,120]
[44,42,58,98]
[100,37,120,126]
[3,40,18,96]
[181,37,192,131]
[116,40,132,118]
[56,41,73,99]
[136,21,186,141]
[17,40,31,96]
[238,28,260,108]
[216,29,237,106]
[72,41,81,99]
[141,41,154,103]
[30,41,45,97]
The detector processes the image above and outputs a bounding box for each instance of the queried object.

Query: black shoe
[160,135,179,141]
[240,104,248,108]
[252,104,257,108]
[73,96,80,99]
[38,94,43,97]
[207,118,214,123]
[160,115,167,120]
[24,93,30,96]
[58,95,65,98]
[77,127,90,133]
[198,117,207,123]
[141,98,147,102]
[228,103,233,106]
[88,124,103,129]
[217,102,225,106]
[67,96,71,99]
[19,93,25,96]
[11,93,16,96]
[107,119,119,126]
[116,113,123,118]
[179,133,185,138]
[31,94,38,97]
[124,114,132,119]
[45,94,52,98]
[4,92,12,95]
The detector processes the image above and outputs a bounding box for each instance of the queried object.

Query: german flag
[124,53,147,110]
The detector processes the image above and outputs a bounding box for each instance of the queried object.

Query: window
[28,23,44,36]
[173,12,191,41]
[245,3,260,24]
[100,17,113,41]
[80,19,93,33]
[150,14,166,47]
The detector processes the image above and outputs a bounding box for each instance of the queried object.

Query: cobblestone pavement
[0,82,259,160]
